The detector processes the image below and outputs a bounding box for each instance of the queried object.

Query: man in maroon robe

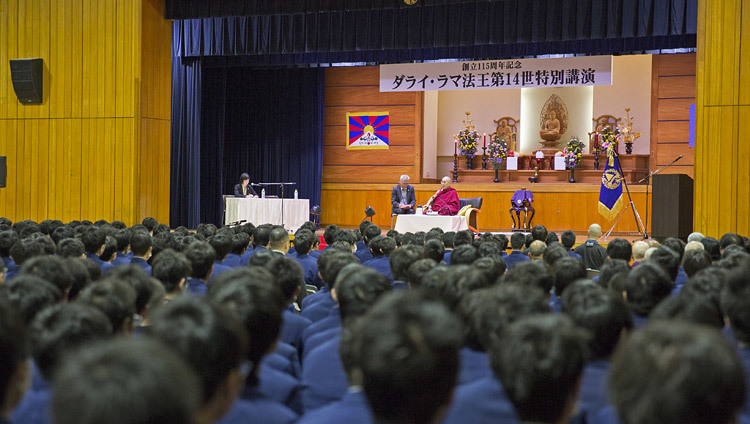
[427,176,460,216]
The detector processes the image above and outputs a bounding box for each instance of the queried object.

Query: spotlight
[364,206,376,221]
[310,205,322,229]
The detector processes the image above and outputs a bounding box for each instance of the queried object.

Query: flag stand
[602,149,647,241]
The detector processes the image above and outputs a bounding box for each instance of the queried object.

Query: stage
[320,181,651,236]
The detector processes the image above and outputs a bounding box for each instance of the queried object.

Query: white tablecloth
[224,198,310,231]
[394,214,468,233]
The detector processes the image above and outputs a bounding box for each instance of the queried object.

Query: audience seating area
[1,216,749,424]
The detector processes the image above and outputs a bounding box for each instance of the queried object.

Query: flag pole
[602,148,647,241]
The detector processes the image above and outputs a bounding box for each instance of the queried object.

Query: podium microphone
[671,155,683,164]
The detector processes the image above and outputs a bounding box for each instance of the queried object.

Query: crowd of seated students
[2,215,750,424]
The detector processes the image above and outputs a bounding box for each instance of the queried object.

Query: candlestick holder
[481,146,488,170]
[452,154,459,182]
[593,148,600,170]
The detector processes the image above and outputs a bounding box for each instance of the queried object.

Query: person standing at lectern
[391,175,416,215]
[233,173,258,198]
[425,176,460,216]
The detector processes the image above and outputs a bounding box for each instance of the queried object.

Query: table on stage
[224,197,309,230]
[393,214,468,233]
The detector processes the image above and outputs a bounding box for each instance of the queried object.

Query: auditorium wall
[0,0,171,225]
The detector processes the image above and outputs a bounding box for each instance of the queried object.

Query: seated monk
[540,110,561,141]
[425,176,460,216]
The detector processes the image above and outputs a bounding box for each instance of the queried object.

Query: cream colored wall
[593,54,652,154]
[520,86,594,154]
[423,91,439,179]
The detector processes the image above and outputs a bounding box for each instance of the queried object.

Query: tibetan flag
[347,112,389,150]
[598,146,624,221]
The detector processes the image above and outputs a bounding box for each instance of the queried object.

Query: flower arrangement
[455,129,479,159]
[561,136,586,168]
[599,127,621,151]
[487,133,509,168]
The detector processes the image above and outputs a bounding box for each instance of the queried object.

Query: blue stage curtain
[170,51,324,228]
[170,0,697,65]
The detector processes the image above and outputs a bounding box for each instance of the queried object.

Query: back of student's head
[493,314,587,424]
[609,321,745,424]
[390,244,424,281]
[230,232,250,255]
[406,259,439,288]
[650,290,724,328]
[182,241,216,281]
[334,264,392,325]
[531,225,548,242]
[441,231,456,249]
[56,237,85,258]
[129,231,152,257]
[78,279,138,334]
[720,232,743,251]
[9,237,46,266]
[700,236,721,260]
[0,294,28,413]
[721,258,750,344]
[207,270,284,381]
[148,296,248,407]
[473,256,506,282]
[423,239,445,263]
[509,232,526,250]
[320,251,359,288]
[323,224,340,245]
[647,246,680,281]
[5,275,62,325]
[598,259,631,289]
[460,284,550,352]
[562,281,632,360]
[53,337,200,424]
[268,226,290,250]
[502,260,554,295]
[21,255,75,296]
[266,256,303,302]
[453,230,474,247]
[151,248,191,293]
[605,238,632,262]
[80,226,106,254]
[208,233,233,261]
[0,230,19,257]
[543,243,567,267]
[449,244,479,265]
[30,302,112,380]
[104,266,154,317]
[293,229,314,255]
[624,262,673,317]
[552,257,587,296]
[356,290,463,424]
[681,248,712,277]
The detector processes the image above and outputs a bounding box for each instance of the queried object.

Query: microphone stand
[636,155,683,240]
[603,149,647,241]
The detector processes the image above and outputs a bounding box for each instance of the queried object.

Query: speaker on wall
[0,156,6,188]
[651,174,693,241]
[9,58,44,104]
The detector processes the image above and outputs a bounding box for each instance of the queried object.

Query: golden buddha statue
[539,110,562,141]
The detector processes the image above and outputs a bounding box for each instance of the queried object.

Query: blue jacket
[86,252,113,274]
[241,246,266,266]
[280,310,312,349]
[292,253,321,288]
[302,335,348,411]
[186,277,207,296]
[457,347,492,386]
[223,253,242,268]
[302,292,337,323]
[442,375,519,424]
[12,377,52,424]
[129,257,152,275]
[504,251,530,269]
[302,287,330,309]
[302,309,341,346]
[217,398,296,424]
[578,360,612,424]
[252,363,306,415]
[297,390,373,424]
[362,256,393,281]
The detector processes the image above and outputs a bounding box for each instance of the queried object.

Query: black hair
[103,266,154,316]
[239,172,250,183]
[701,237,721,261]
[320,251,359,288]
[0,230,19,257]
[50,226,74,245]
[207,272,284,383]
[460,284,550,352]
[449,244,479,266]
[607,238,633,262]
[323,224,340,245]
[454,230,474,247]
[357,291,463,424]
[299,221,317,233]
[389,244,424,281]
[208,233,233,261]
[81,226,106,254]
[9,238,46,266]
[510,232,526,250]
[406,259,439,288]
[249,224,270,249]
[524,233,534,249]
[30,303,112,379]
[720,233,743,251]
[334,264,392,325]
[99,236,118,262]
[502,261,554,295]
[543,243,568,267]
[266,256,304,302]
[423,265,492,310]
[492,315,587,423]
[609,322,745,424]
[65,258,93,300]
[473,256,505,282]
[182,241,216,280]
[561,281,632,360]
[546,232,559,245]
[151,248,191,293]
[52,337,200,424]
[624,262,673,317]
[647,247,680,281]
[364,224,381,244]
[552,257,587,296]
[267,227,289,250]
[293,229,314,255]
[5,275,63,325]
[247,249,276,268]
[129,232,152,257]
[650,291,724,328]
[598,259,631,290]
[231,232,250,255]
[56,237,85,258]
[0,294,28,408]
[560,230,576,249]
[682,249,712,277]
[441,231,456,249]
[721,258,750,344]
[21,256,75,296]
[477,240,501,258]
[531,225,548,242]
[662,237,687,262]
[141,217,159,232]
[78,279,137,333]
[148,296,248,404]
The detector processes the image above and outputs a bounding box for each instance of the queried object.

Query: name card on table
[507,157,518,170]
[554,157,566,170]
[535,151,544,159]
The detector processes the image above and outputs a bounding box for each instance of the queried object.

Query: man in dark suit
[391,175,416,215]
[234,172,258,197]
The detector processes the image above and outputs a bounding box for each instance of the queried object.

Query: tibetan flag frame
[598,147,624,221]
[347,111,390,150]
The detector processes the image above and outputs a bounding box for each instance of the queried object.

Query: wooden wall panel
[322,65,422,184]
[0,0,171,225]
[651,54,696,178]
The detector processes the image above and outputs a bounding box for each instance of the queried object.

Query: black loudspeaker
[651,174,693,241]
[9,58,44,104]
[0,156,6,188]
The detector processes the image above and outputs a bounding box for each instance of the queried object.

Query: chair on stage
[509,189,534,231]
[458,197,483,234]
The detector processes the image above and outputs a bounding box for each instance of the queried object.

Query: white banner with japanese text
[379,55,612,92]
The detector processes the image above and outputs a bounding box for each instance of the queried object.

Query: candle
[483,133,487,148]
[454,139,457,155]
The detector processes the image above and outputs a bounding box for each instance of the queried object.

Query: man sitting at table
[234,172,258,198]
[391,175,416,215]
[426,176,460,216]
